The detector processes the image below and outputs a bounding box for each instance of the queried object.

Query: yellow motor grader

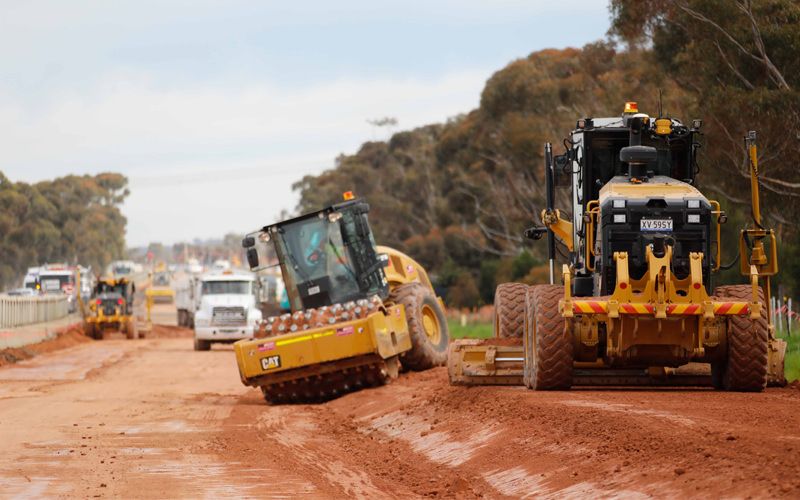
[449,103,785,391]
[78,276,139,340]
[237,194,450,403]
[145,261,175,305]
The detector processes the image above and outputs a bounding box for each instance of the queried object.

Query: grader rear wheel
[712,285,768,392]
[493,283,528,338]
[390,283,449,370]
[125,319,139,340]
[523,285,573,390]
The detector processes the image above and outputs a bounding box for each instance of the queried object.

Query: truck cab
[192,271,262,351]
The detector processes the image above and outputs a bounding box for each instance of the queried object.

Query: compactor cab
[449,103,785,391]
[243,198,389,312]
[237,196,450,404]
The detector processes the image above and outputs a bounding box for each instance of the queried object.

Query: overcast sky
[0,1,611,247]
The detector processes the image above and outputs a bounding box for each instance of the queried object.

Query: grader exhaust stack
[449,104,785,390]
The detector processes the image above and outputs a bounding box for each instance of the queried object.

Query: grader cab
[449,103,785,391]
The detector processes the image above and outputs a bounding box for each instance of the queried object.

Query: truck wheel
[711,285,768,392]
[494,283,528,338]
[194,338,211,351]
[390,282,449,370]
[523,284,573,390]
[126,320,139,340]
[85,323,97,340]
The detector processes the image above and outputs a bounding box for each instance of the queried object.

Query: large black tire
[711,285,768,392]
[523,285,573,390]
[85,323,98,340]
[493,283,528,338]
[390,283,449,370]
[194,338,211,351]
[126,319,139,340]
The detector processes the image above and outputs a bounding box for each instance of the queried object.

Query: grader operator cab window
[582,131,695,203]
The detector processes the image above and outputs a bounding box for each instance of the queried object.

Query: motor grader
[78,276,139,340]
[237,194,450,403]
[449,102,786,391]
[145,261,175,305]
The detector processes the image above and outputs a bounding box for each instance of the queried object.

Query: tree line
[294,0,800,307]
[0,172,129,289]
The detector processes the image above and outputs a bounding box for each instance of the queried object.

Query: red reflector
[96,299,102,305]
[619,282,628,289]
[117,298,124,305]
[693,283,701,289]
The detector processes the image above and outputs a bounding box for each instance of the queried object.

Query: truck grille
[212,307,246,326]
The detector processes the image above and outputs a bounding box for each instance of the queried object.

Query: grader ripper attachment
[449,103,786,391]
[237,196,450,403]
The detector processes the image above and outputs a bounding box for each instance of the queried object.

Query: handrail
[0,295,70,329]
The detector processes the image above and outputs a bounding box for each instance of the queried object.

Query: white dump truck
[176,271,262,351]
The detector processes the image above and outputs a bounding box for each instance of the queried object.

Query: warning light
[623,101,639,114]
[343,191,355,201]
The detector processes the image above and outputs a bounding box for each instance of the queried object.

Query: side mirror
[242,236,255,249]
[553,154,571,187]
[246,248,260,269]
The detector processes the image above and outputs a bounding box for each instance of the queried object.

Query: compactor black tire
[711,285,768,392]
[493,283,528,338]
[390,283,449,370]
[194,338,211,351]
[523,285,573,390]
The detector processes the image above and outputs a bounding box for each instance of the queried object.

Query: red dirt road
[1,326,799,498]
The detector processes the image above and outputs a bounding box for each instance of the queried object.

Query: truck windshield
[275,215,359,309]
[202,281,251,295]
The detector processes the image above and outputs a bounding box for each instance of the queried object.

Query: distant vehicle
[37,265,78,312]
[23,267,40,290]
[176,271,261,351]
[109,260,135,277]
[211,260,231,272]
[7,288,36,296]
[186,258,203,274]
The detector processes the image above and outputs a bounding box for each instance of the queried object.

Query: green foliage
[777,330,800,383]
[447,319,494,339]
[294,0,799,303]
[0,172,129,289]
[511,250,538,281]
[446,272,480,309]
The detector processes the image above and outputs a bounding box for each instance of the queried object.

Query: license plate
[640,218,673,231]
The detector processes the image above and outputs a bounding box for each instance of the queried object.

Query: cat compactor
[237,195,450,403]
[449,103,785,391]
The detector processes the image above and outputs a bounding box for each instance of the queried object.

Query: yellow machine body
[448,112,784,390]
[235,304,411,386]
[234,245,448,401]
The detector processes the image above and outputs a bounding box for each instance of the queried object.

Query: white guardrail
[0,295,70,329]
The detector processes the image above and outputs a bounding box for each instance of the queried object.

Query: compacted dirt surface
[1,325,799,499]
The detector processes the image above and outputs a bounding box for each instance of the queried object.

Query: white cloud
[0,68,488,246]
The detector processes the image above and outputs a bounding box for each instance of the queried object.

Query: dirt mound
[146,324,193,338]
[0,323,89,367]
